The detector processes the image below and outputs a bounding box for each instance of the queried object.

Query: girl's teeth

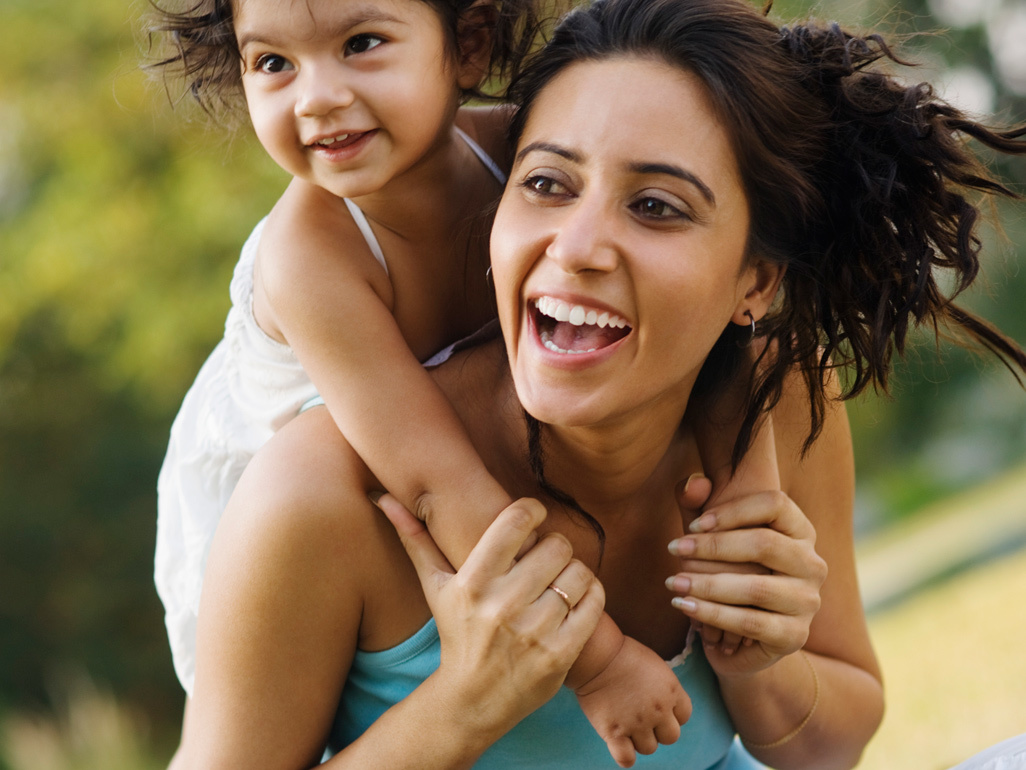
[597,312,610,328]
[554,303,570,322]
[568,305,586,326]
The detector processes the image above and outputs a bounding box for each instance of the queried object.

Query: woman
[175,0,1026,767]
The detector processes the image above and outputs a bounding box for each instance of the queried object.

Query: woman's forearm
[720,649,883,770]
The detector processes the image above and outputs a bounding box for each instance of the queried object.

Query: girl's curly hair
[146,0,549,121]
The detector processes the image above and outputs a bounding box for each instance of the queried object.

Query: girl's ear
[732,257,786,326]
[455,2,498,90]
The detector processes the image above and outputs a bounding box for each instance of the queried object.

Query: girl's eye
[345,34,384,55]
[521,175,569,197]
[255,54,292,74]
[631,196,687,220]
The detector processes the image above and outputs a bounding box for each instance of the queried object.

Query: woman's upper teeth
[535,296,628,329]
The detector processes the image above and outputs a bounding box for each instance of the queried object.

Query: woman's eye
[345,34,384,55]
[632,196,687,220]
[255,54,292,74]
[521,175,568,196]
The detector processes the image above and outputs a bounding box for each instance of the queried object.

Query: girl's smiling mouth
[532,296,632,354]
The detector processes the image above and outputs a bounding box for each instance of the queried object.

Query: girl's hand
[377,493,605,738]
[666,489,827,678]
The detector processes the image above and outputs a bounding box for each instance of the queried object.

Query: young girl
[149,1,771,764]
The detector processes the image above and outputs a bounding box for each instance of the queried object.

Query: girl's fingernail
[668,537,696,556]
[367,490,384,506]
[683,472,707,495]
[689,513,717,533]
[671,597,697,612]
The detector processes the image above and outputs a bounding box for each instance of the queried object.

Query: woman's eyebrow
[630,162,716,206]
[515,142,581,164]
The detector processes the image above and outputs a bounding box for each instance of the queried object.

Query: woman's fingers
[374,492,455,598]
[689,489,816,541]
[543,559,594,615]
[459,497,551,578]
[668,571,820,617]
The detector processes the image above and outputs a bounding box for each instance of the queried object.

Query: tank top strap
[454,125,507,185]
[343,197,388,276]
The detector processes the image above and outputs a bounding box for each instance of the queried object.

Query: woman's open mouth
[532,296,631,354]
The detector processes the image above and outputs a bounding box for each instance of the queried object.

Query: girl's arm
[257,180,511,562]
[176,408,602,769]
[669,371,883,770]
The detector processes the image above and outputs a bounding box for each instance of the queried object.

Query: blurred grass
[859,546,1026,769]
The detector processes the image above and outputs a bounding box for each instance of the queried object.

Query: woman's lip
[525,302,630,366]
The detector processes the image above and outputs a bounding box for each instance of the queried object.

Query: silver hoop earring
[485,265,493,288]
[736,310,755,348]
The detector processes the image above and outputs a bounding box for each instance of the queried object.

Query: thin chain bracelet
[742,650,820,750]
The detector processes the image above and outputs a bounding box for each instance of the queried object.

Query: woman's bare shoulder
[223,407,398,587]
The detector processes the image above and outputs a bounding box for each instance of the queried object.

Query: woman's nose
[545,195,620,274]
[294,65,355,118]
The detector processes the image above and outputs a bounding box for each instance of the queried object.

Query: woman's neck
[537,416,695,522]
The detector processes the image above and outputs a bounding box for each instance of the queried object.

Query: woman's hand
[377,493,605,740]
[665,488,827,678]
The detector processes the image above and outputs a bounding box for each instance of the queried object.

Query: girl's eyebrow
[236,9,404,51]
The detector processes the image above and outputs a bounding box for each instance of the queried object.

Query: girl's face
[235,0,475,198]
[491,56,781,433]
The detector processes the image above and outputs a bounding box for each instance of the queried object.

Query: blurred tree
[0,0,285,738]
[0,0,1023,755]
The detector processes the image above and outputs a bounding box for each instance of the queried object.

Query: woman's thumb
[371,491,454,594]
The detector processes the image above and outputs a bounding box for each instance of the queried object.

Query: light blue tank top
[326,618,763,769]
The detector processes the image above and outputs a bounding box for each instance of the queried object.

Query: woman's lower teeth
[541,331,596,355]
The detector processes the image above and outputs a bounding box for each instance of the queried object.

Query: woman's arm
[668,372,883,769]
[175,408,602,769]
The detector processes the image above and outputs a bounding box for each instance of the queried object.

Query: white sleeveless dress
[155,128,506,695]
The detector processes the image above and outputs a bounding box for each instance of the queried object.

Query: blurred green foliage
[0,0,1023,757]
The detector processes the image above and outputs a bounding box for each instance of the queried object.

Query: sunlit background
[1,0,1023,767]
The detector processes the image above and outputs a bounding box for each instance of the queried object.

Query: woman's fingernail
[689,513,717,533]
[671,597,697,612]
[683,472,707,495]
[367,490,384,506]
[665,575,691,593]
[668,537,696,556]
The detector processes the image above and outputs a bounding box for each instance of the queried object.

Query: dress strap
[454,126,507,185]
[343,198,388,276]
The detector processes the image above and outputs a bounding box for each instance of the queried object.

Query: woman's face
[491,55,775,431]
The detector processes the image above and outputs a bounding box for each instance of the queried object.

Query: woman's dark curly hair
[510,0,1026,470]
[146,0,548,120]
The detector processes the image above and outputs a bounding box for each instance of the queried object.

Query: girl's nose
[545,195,620,275]
[294,65,355,118]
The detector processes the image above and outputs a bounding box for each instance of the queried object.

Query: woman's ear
[455,2,498,90]
[732,257,786,325]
